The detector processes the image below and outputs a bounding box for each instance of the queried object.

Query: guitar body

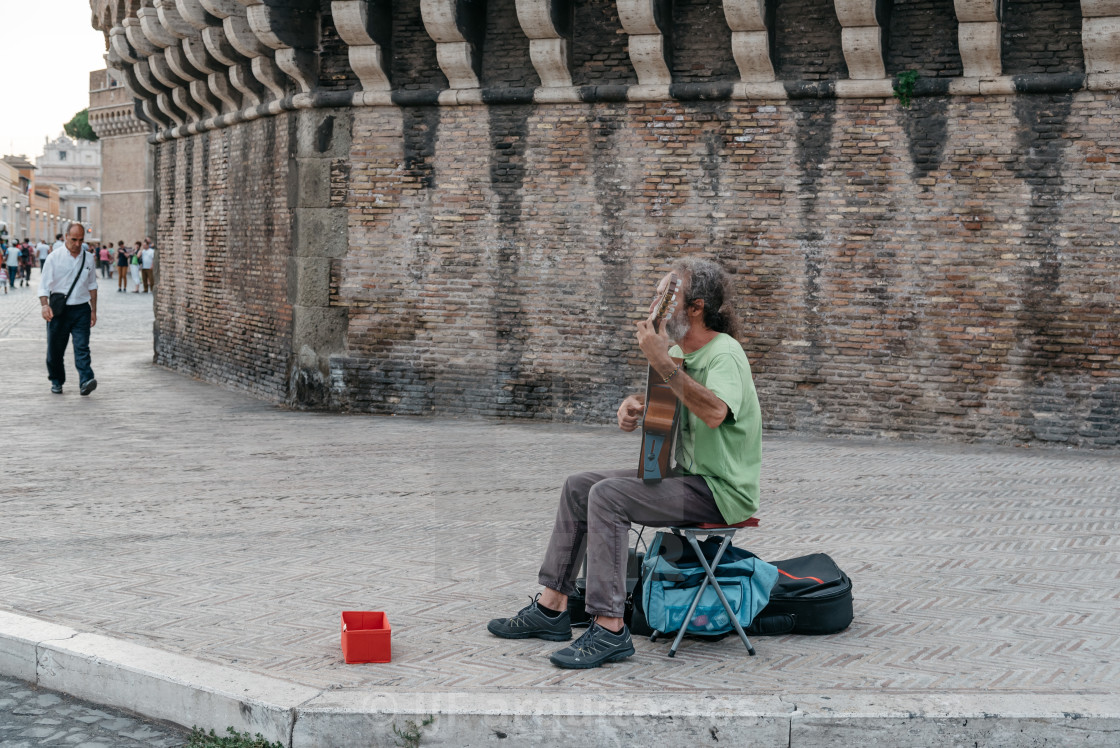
[639,358,684,483]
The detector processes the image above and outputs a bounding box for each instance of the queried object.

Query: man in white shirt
[36,239,50,269]
[39,224,98,396]
[4,240,18,289]
[52,233,64,253]
[140,240,155,292]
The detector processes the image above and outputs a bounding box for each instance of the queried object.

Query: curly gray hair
[672,257,738,337]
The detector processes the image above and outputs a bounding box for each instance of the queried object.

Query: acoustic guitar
[638,273,684,483]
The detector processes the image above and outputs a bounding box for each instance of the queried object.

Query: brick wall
[319,0,360,92]
[391,0,448,90]
[481,0,539,88]
[772,0,847,81]
[572,0,637,86]
[1002,0,1084,76]
[885,0,962,77]
[670,0,738,83]
[153,116,294,400]
[332,92,1119,447]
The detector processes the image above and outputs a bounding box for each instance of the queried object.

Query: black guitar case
[746,553,853,635]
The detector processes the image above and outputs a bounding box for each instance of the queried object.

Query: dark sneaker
[487,595,572,641]
[549,623,635,669]
[80,378,97,396]
[51,383,63,394]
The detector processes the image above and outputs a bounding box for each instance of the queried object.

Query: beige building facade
[35,134,101,240]
[88,68,153,245]
[0,155,65,244]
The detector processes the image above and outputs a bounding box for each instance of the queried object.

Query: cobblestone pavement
[0,271,1117,704]
[0,675,187,747]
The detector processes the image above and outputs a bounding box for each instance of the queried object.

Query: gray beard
[665,312,690,342]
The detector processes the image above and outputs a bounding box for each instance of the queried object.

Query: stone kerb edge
[0,608,317,746]
[2,608,1119,747]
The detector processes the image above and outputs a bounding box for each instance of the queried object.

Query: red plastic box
[341,611,391,663]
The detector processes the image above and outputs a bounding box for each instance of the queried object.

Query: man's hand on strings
[635,313,674,374]
[617,395,644,432]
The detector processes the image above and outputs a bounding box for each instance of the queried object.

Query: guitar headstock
[651,273,681,331]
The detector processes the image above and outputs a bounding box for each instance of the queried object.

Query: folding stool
[648,517,760,658]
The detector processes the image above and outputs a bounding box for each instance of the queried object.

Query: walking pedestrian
[116,241,128,292]
[19,241,32,286]
[129,241,142,292]
[4,239,18,289]
[36,238,50,272]
[39,224,98,396]
[0,264,8,293]
[99,244,112,278]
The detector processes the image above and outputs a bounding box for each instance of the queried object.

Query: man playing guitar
[488,258,763,668]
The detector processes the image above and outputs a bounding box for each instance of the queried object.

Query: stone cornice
[89,0,1120,142]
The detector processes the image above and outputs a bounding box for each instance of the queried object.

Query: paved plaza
[0,271,1117,745]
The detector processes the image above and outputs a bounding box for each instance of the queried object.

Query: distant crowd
[2,234,156,294]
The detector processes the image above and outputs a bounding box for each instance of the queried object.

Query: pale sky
[0,2,111,160]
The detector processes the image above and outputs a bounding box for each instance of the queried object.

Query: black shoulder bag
[49,251,86,317]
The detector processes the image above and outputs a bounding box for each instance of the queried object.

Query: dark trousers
[6,267,15,287]
[46,303,94,387]
[537,468,725,618]
[141,268,153,292]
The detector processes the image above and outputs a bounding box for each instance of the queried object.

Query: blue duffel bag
[640,531,778,636]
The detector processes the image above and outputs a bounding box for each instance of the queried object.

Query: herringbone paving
[0,285,1117,700]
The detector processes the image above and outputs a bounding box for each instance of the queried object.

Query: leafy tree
[63,108,98,141]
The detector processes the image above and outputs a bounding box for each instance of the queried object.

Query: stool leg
[689,532,756,656]
[667,531,731,657]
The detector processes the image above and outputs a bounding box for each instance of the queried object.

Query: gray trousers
[537,468,725,618]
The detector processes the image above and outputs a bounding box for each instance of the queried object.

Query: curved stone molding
[175,0,219,29]
[955,0,1001,78]
[183,35,220,75]
[229,62,265,107]
[617,0,672,87]
[202,25,244,66]
[835,0,886,79]
[240,0,319,50]
[1082,0,1120,83]
[275,49,318,94]
[251,55,288,100]
[199,0,243,18]
[125,16,162,57]
[167,42,227,114]
[190,79,222,117]
[238,0,320,95]
[166,43,204,82]
[138,6,178,48]
[91,0,1120,144]
[515,0,573,87]
[208,71,242,112]
[110,26,141,64]
[157,0,199,39]
[224,13,270,59]
[420,0,483,89]
[171,85,204,122]
[332,0,393,92]
[724,0,775,83]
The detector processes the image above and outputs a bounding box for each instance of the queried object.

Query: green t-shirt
[670,333,762,523]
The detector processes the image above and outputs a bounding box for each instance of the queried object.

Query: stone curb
[1,609,1117,747]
